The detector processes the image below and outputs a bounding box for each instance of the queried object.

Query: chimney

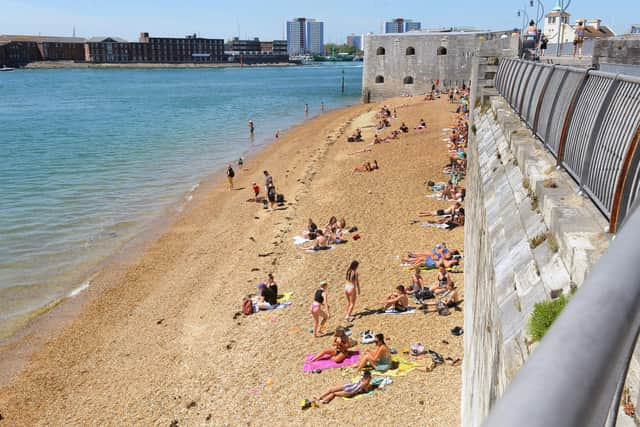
[587,19,601,30]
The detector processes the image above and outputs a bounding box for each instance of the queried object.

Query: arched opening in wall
[437,46,447,55]
[376,47,385,55]
[375,75,384,83]
[403,76,414,84]
[406,46,415,55]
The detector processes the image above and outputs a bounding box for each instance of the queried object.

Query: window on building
[403,76,414,84]
[437,47,447,55]
[406,46,415,55]
[376,47,385,55]
[375,75,384,83]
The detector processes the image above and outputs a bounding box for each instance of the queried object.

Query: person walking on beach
[321,101,324,112]
[248,120,255,134]
[305,103,309,114]
[226,164,235,190]
[310,280,330,337]
[344,260,360,322]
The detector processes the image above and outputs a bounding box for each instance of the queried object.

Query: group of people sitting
[347,128,363,143]
[301,216,352,251]
[250,273,280,311]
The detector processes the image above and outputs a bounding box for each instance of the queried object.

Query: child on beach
[252,182,260,200]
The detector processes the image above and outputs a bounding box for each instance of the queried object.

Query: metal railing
[483,204,640,427]
[495,58,640,232]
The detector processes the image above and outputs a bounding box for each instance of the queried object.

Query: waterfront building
[543,7,615,43]
[84,33,225,63]
[305,19,324,54]
[347,34,362,51]
[405,20,422,32]
[362,30,515,101]
[0,35,86,63]
[631,25,640,34]
[287,18,306,55]
[287,17,324,55]
[385,18,405,34]
[227,37,289,64]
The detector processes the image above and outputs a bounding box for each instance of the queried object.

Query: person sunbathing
[255,281,278,310]
[347,128,363,142]
[418,202,461,217]
[423,208,465,230]
[375,121,385,131]
[380,285,409,312]
[373,134,383,144]
[301,229,330,251]
[392,109,398,119]
[399,123,409,133]
[387,130,400,140]
[424,282,462,310]
[315,371,372,404]
[326,216,338,234]
[402,250,461,269]
[355,333,392,372]
[424,92,434,101]
[349,147,373,155]
[416,119,426,130]
[309,327,352,363]
[407,268,433,302]
[353,162,373,174]
[430,266,452,293]
[303,218,319,239]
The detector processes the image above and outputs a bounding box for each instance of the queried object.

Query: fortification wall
[361,31,517,102]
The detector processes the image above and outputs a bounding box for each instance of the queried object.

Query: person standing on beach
[344,260,360,322]
[321,101,324,112]
[267,182,277,210]
[226,164,235,190]
[263,170,273,188]
[305,103,309,114]
[248,120,255,134]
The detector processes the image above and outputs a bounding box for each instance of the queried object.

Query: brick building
[84,33,225,63]
[0,35,86,65]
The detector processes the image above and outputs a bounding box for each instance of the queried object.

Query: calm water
[0,64,362,338]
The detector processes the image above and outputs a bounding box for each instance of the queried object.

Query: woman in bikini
[355,333,392,372]
[430,266,452,293]
[344,260,360,322]
[315,371,372,404]
[310,281,330,337]
[309,327,351,363]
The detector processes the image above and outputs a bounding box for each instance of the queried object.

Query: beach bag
[242,298,254,315]
[437,300,450,316]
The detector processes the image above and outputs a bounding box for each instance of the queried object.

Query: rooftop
[0,34,87,43]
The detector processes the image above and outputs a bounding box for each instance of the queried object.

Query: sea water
[0,63,362,339]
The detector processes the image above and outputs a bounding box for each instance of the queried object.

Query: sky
[0,0,636,42]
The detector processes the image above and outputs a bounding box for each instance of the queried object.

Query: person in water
[248,120,255,133]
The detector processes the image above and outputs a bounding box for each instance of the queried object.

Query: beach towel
[303,350,361,372]
[277,292,294,303]
[303,245,334,252]
[371,357,416,377]
[384,307,416,315]
[254,301,292,312]
[293,236,310,245]
[341,378,391,400]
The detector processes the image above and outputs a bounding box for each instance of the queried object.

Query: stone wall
[462,94,610,426]
[361,31,516,102]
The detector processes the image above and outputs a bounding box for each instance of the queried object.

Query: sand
[0,95,464,426]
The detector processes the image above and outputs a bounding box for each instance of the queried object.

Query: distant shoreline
[22,61,297,70]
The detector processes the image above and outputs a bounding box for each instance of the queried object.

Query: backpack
[242,298,254,315]
[437,300,450,316]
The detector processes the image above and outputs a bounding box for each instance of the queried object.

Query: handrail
[494,58,640,231]
[483,205,640,427]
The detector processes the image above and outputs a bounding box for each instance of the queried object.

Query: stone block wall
[462,96,610,426]
[361,31,513,102]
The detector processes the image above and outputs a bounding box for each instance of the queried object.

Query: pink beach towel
[303,350,361,372]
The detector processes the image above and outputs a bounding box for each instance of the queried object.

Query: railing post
[556,69,593,164]
[610,125,640,233]
[532,64,555,135]
[577,78,621,193]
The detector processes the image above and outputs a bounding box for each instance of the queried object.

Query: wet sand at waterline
[0,96,465,426]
